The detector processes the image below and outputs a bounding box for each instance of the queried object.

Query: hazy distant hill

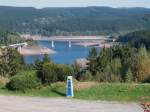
[0,6,150,36]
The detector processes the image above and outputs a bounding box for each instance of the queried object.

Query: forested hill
[118,30,150,50]
[0,6,150,36]
[0,28,25,46]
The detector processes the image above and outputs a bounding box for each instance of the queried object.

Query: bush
[0,76,9,85]
[0,48,24,77]
[143,76,150,83]
[38,62,74,85]
[125,69,133,83]
[76,71,93,81]
[6,71,41,91]
[40,63,58,85]
[56,64,74,81]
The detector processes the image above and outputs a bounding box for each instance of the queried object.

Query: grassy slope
[75,83,150,102]
[0,83,150,102]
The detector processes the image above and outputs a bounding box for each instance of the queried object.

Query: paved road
[0,95,143,112]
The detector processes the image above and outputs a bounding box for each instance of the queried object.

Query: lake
[24,41,97,64]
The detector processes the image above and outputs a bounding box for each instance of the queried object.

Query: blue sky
[0,0,150,8]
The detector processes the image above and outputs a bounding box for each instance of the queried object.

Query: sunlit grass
[0,83,150,102]
[75,83,150,102]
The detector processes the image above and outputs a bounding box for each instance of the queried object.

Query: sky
[0,0,150,8]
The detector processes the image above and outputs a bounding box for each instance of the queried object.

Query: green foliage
[56,64,74,81]
[77,71,93,81]
[125,69,133,83]
[35,54,52,75]
[0,83,150,102]
[38,62,74,85]
[0,7,150,35]
[86,45,150,83]
[88,47,97,59]
[40,62,58,84]
[36,54,74,85]
[118,30,150,50]
[0,48,24,77]
[6,71,41,92]
[87,48,98,76]
[43,54,51,63]
[35,54,51,69]
[132,46,150,82]
[75,83,150,101]
[0,28,25,46]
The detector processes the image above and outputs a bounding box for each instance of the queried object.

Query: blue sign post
[66,76,74,97]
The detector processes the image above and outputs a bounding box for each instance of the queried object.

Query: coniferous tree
[125,69,133,83]
[87,48,98,76]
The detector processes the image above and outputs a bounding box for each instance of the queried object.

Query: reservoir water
[24,41,95,64]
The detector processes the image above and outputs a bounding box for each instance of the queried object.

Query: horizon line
[0,5,150,9]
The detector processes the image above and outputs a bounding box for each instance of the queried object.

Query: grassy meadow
[0,82,150,102]
[75,83,150,102]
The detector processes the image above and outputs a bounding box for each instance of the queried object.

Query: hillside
[0,6,150,36]
[0,28,25,46]
[118,30,150,50]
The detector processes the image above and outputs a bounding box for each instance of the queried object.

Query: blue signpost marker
[66,76,74,97]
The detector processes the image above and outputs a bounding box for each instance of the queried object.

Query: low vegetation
[36,56,74,85]
[75,83,150,101]
[0,82,150,102]
[6,71,41,91]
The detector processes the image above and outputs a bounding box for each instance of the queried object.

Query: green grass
[0,84,66,97]
[75,83,150,102]
[0,83,150,102]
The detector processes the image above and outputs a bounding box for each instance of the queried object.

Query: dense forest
[0,6,150,36]
[0,27,36,46]
[118,30,150,50]
[0,28,25,46]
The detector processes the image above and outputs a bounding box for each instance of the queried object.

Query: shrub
[125,69,133,83]
[6,71,41,91]
[132,46,150,82]
[76,71,93,81]
[40,63,58,85]
[0,48,24,77]
[0,76,9,85]
[143,76,150,83]
[56,64,74,81]
[38,62,74,85]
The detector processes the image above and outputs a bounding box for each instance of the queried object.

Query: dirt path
[0,95,143,112]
